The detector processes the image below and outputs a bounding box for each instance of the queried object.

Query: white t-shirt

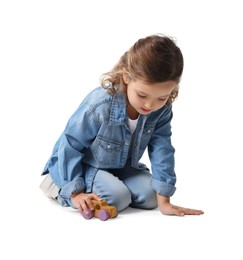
[128,117,139,133]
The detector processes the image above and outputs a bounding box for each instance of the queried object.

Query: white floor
[1,171,242,260]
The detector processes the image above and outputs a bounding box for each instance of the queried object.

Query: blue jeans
[92,165,158,212]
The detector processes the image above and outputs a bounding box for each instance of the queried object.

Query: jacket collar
[108,92,127,126]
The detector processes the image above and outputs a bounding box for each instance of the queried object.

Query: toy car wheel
[81,209,94,219]
[98,210,110,221]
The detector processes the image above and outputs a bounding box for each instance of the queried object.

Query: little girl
[40,34,204,217]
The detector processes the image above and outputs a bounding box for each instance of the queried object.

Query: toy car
[81,199,118,221]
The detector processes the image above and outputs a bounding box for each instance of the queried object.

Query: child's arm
[157,194,204,216]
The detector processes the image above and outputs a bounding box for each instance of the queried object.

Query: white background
[0,0,242,259]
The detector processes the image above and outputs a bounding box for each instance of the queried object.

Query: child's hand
[71,192,101,214]
[157,194,204,216]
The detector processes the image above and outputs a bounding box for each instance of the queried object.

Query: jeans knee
[144,191,158,209]
[132,189,157,209]
[108,188,132,212]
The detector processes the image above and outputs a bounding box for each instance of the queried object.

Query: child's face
[125,77,177,118]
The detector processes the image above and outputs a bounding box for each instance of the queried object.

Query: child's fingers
[173,205,204,215]
[90,193,102,201]
[82,196,95,212]
[171,208,185,216]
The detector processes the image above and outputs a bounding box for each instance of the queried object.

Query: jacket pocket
[92,136,122,167]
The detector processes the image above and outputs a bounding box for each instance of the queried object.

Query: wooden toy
[81,199,118,221]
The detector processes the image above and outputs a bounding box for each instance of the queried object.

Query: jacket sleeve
[45,103,100,205]
[148,104,177,197]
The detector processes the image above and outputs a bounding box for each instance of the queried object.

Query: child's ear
[123,73,131,84]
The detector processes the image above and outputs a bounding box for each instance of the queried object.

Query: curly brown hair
[101,34,184,104]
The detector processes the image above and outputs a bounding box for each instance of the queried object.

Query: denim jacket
[42,86,176,206]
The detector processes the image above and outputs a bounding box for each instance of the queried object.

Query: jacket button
[107,145,111,149]
[147,130,151,133]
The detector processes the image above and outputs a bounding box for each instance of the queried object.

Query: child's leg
[113,166,157,210]
[123,171,158,209]
[92,169,132,212]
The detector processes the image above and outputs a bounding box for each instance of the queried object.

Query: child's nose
[144,101,153,109]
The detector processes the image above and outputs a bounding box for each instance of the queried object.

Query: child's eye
[138,94,147,98]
